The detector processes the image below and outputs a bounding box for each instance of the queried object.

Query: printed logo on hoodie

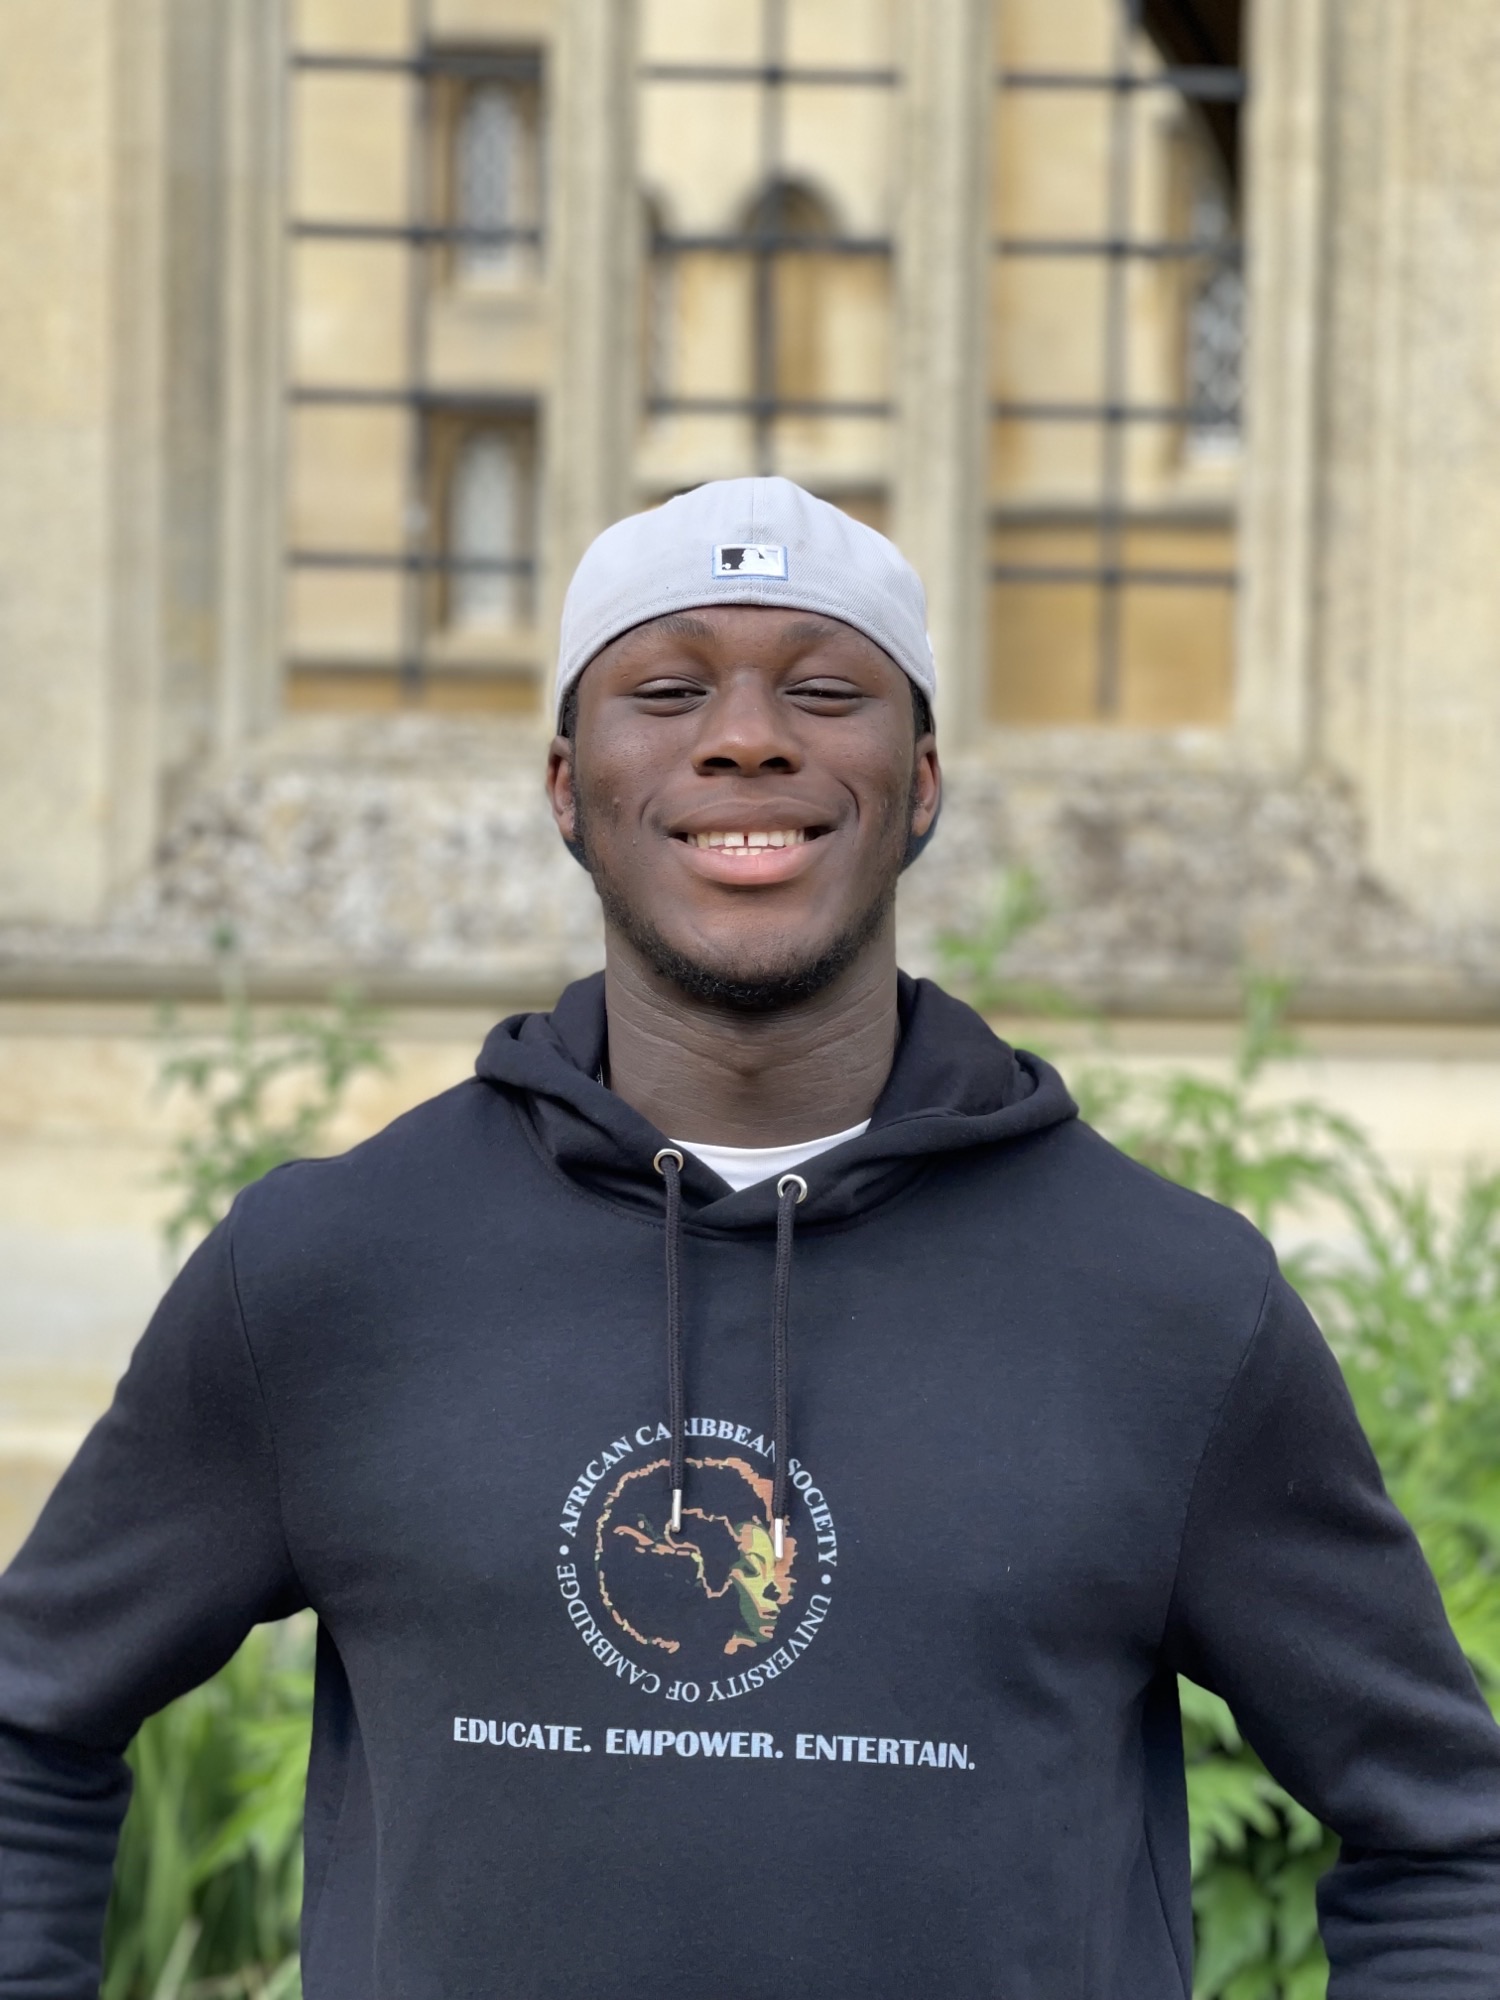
[555,1418,837,1704]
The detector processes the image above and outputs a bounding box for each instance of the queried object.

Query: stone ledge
[1,755,1497,1020]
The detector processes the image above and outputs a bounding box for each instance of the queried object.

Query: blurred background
[5,4,1500,1990]
[3,0,1500,1552]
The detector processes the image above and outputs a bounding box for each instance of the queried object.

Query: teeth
[690,830,808,852]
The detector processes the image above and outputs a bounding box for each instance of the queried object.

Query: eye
[788,679,864,707]
[632,678,705,707]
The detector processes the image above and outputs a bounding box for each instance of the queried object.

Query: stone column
[214,0,287,751]
[891,0,992,739]
[541,0,640,704]
[1234,0,1331,770]
[0,0,167,923]
[1314,0,1500,932]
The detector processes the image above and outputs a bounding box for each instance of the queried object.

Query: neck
[602,928,900,1147]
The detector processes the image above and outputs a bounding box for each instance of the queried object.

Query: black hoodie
[2,975,1500,1999]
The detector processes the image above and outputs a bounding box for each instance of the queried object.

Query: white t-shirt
[671,1121,871,1194]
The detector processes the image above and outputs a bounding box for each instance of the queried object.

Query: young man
[2,478,1499,1998]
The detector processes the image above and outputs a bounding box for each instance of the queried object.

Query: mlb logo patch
[712,543,789,579]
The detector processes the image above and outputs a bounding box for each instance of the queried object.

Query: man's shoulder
[985,1111,1278,1319]
[227,1073,521,1271]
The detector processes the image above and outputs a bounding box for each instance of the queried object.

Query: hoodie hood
[475,971,1076,1231]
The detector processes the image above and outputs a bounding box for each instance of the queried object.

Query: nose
[691,671,801,777]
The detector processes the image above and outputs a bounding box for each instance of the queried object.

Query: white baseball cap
[554,476,936,727]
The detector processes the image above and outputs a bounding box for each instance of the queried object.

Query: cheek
[851,754,917,842]
[575,751,651,842]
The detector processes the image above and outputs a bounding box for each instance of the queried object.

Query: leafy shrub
[157,978,386,1257]
[1165,1161,1500,1998]
[1074,982,1354,1998]
[1317,1165,1500,1700]
[1180,1680,1337,2000]
[99,983,385,1998]
[102,1622,311,2000]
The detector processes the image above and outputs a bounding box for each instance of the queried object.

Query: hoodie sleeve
[1165,1266,1500,1997]
[0,1211,306,1998]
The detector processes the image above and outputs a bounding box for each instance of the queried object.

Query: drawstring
[770,1172,807,1558]
[651,1150,808,1553]
[652,1149,687,1533]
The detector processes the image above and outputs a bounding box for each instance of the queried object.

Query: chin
[649,940,854,1014]
[613,907,886,1014]
[588,839,899,1014]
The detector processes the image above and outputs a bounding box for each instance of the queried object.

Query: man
[2,477,1499,1998]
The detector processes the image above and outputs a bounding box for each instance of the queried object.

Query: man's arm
[1166,1266,1500,1997]
[0,1212,306,1995]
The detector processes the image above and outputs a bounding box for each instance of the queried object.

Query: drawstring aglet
[670,1489,683,1534]
[773,1516,786,1561]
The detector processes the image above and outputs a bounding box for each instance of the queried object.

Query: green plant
[102,1620,313,2000]
[157,976,387,1256]
[1090,999,1500,1998]
[1162,1164,1500,1999]
[1316,1168,1500,1699]
[934,866,1083,1021]
[98,975,390,1998]
[1181,1681,1338,2000]
[1074,983,1348,1998]
[1076,973,1369,1243]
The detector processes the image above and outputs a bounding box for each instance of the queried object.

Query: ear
[911,737,941,839]
[545,735,578,846]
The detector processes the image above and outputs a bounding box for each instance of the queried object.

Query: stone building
[3,0,1500,1550]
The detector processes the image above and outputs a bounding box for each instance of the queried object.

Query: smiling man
[3,478,1500,1999]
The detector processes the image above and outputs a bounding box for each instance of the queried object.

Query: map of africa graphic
[595,1455,798,1662]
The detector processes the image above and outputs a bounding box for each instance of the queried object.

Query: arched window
[1180,130,1244,457]
[741,179,839,408]
[637,12,897,498]
[453,74,541,284]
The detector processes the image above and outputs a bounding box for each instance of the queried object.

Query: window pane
[638,0,896,498]
[1184,151,1244,455]
[455,80,540,284]
[449,429,526,629]
[282,28,547,711]
[986,0,1245,727]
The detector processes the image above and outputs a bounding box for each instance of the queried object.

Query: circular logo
[555,1422,836,1703]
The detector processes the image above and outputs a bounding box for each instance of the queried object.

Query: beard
[573,789,907,1014]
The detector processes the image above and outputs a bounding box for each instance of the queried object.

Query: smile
[669,823,829,885]
[683,830,811,853]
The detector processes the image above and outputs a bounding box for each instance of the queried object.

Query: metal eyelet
[653,1148,685,1175]
[776,1172,809,1203]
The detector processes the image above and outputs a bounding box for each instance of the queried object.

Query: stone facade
[4,0,1499,1007]
[4,0,1500,1548]
[0,729,1490,1015]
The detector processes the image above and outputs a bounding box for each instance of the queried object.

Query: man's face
[546,606,941,1008]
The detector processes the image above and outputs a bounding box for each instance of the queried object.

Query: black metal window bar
[641,0,898,475]
[287,0,542,694]
[991,0,1246,718]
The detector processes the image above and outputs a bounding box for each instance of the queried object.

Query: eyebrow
[646,613,719,641]
[777,617,846,647]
